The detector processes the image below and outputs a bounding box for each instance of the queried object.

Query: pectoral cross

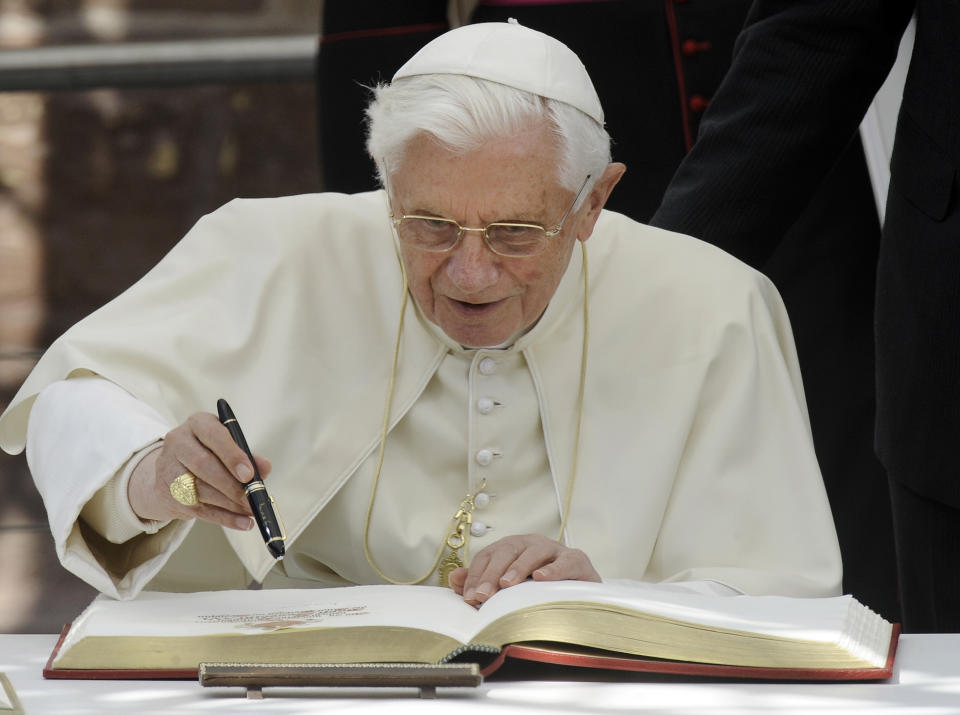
[438,550,463,588]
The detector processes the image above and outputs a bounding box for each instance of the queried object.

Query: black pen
[217,398,285,560]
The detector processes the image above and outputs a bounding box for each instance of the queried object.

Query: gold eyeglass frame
[389,174,592,258]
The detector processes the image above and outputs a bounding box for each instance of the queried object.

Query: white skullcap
[392,20,604,125]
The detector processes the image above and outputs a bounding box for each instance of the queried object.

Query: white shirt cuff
[79,440,170,542]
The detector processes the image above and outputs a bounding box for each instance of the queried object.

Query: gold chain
[437,481,486,587]
[363,242,590,585]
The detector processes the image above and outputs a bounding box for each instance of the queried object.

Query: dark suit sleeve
[650,0,914,265]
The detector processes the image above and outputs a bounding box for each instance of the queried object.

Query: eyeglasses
[390,175,591,258]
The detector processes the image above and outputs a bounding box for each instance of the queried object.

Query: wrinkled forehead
[387,127,567,218]
[388,121,562,175]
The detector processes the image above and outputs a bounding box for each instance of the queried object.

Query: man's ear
[575,162,626,242]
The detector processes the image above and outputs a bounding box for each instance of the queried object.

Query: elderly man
[0,22,840,602]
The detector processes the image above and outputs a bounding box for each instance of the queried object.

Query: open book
[45,580,898,681]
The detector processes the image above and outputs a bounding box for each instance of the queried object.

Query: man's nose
[445,229,499,293]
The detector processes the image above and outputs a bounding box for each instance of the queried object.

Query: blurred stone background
[0,0,320,632]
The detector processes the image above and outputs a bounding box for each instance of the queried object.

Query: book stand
[198,662,482,699]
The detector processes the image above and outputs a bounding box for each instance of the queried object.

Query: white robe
[0,190,842,599]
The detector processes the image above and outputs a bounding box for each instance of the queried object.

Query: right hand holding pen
[127,411,272,530]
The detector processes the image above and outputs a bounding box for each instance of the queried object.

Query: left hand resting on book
[448,534,600,605]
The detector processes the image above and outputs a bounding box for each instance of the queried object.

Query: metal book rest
[198,662,482,700]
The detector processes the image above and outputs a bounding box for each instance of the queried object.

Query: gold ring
[170,472,199,506]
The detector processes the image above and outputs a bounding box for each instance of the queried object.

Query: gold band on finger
[170,472,199,506]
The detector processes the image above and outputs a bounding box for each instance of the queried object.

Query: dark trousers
[889,478,960,632]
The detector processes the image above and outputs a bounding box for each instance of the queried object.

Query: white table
[2,634,960,714]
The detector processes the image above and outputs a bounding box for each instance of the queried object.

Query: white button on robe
[478,357,497,375]
[470,521,491,537]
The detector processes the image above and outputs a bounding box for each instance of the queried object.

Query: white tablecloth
[2,633,960,714]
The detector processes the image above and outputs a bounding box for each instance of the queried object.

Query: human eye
[487,223,545,254]
[401,217,458,249]
[420,217,453,231]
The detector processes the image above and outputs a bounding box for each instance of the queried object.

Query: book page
[61,585,482,652]
[476,580,870,644]
[60,581,891,669]
[472,581,892,668]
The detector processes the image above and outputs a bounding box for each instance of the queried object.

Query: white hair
[365,74,611,207]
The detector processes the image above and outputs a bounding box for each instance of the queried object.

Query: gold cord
[558,243,588,542]
[363,242,589,584]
